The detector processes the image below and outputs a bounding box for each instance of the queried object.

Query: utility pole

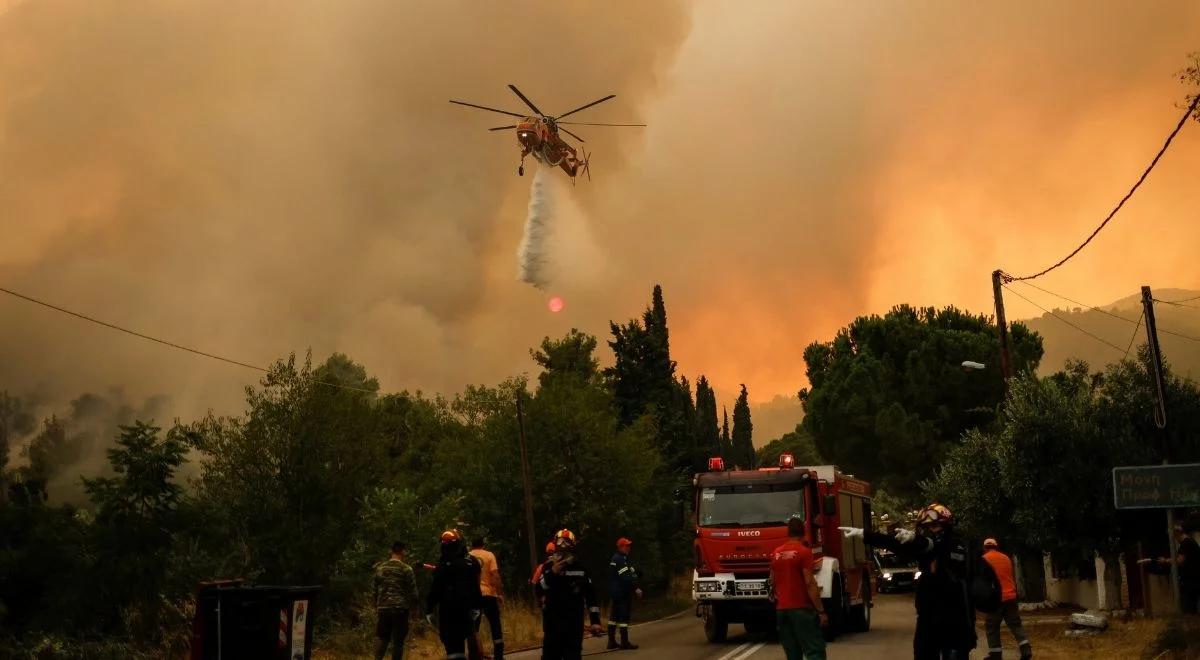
[992,270,1014,382]
[1141,285,1181,613]
[515,390,539,597]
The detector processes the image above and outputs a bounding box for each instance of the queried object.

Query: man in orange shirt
[770,515,827,660]
[470,537,505,660]
[981,538,1031,660]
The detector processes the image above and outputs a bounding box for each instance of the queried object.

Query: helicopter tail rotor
[582,150,590,182]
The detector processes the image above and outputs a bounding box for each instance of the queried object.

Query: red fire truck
[691,453,873,642]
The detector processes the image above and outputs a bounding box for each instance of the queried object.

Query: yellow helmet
[554,528,577,550]
[917,503,954,527]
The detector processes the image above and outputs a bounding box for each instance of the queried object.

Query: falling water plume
[517,169,554,289]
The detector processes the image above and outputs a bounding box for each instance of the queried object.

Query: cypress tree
[732,384,754,469]
[606,285,697,473]
[720,406,732,461]
[694,376,720,459]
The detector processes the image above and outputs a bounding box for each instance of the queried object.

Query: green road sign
[1113,463,1200,509]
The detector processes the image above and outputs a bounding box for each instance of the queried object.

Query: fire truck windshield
[698,484,804,527]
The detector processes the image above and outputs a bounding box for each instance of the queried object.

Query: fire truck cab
[691,454,873,642]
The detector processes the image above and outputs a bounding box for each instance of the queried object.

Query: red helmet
[440,529,463,545]
[544,541,556,555]
[554,528,577,550]
[917,503,954,527]
[616,537,633,548]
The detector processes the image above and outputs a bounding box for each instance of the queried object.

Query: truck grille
[718,557,770,573]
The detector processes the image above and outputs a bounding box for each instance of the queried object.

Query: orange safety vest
[983,549,1018,602]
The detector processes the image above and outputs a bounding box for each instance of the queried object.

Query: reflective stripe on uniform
[589,607,600,613]
[618,567,632,574]
[539,575,550,589]
[564,570,586,576]
[1019,640,1031,647]
[617,623,628,628]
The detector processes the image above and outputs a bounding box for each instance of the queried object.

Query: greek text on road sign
[1113,463,1200,510]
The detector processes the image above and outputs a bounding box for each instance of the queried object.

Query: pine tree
[732,384,754,469]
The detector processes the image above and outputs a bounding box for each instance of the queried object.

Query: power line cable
[1002,284,1127,354]
[1155,297,1200,310]
[1124,309,1145,360]
[1008,284,1128,357]
[1011,281,1200,344]
[1002,92,1200,283]
[1157,293,1200,303]
[1013,280,1140,324]
[0,285,379,395]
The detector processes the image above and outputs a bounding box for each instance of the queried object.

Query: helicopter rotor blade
[560,128,586,143]
[554,94,616,120]
[558,122,646,127]
[449,100,527,118]
[507,84,544,116]
[488,125,517,131]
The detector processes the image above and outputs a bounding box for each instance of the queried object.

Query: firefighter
[469,537,505,660]
[373,540,420,660]
[771,515,827,660]
[981,539,1031,660]
[607,537,643,650]
[536,528,603,660]
[842,503,977,660]
[426,529,484,660]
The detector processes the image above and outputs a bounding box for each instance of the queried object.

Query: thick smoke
[517,170,554,290]
[8,389,172,503]
[0,1,690,421]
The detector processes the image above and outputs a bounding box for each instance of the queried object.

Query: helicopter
[450,84,645,183]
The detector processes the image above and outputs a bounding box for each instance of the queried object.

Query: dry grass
[987,615,1200,659]
[315,575,694,660]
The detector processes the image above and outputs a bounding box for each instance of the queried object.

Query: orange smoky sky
[2,0,1199,428]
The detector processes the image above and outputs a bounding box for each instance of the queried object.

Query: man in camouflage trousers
[374,540,421,660]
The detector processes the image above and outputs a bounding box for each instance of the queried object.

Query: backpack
[969,552,1002,614]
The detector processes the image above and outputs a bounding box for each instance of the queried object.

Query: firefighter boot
[607,625,619,650]
[619,627,638,650]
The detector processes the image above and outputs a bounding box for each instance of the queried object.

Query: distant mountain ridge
[1017,287,1200,379]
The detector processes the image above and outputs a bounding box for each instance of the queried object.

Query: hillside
[750,394,804,448]
[1017,288,1200,379]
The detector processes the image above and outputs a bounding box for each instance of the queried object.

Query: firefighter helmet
[440,529,463,545]
[917,503,954,527]
[554,528,577,550]
[616,537,633,549]
[545,541,556,555]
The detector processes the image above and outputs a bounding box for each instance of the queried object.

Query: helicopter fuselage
[516,117,578,171]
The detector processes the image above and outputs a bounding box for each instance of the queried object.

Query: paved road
[510,593,919,659]
[509,594,1035,659]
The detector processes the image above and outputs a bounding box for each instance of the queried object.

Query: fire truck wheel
[848,578,871,632]
[822,577,844,642]
[702,605,728,643]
